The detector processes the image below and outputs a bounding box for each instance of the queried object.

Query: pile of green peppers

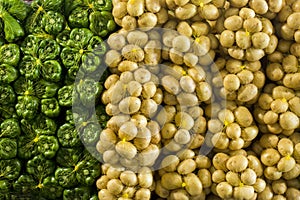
[0,0,114,199]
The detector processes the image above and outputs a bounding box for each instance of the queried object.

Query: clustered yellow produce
[96,0,300,199]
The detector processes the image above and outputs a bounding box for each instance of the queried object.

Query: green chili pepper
[55,168,78,188]
[57,123,81,147]
[56,147,83,168]
[21,35,40,56]
[41,98,60,118]
[88,36,106,55]
[63,187,91,200]
[0,138,17,159]
[60,47,81,68]
[41,11,65,35]
[32,114,57,135]
[0,64,18,83]
[0,44,20,66]
[80,123,100,145]
[56,29,70,47]
[35,79,59,99]
[81,53,101,73]
[0,159,21,180]
[0,119,21,138]
[19,55,40,80]
[75,159,101,186]
[0,85,16,105]
[89,11,115,37]
[26,155,55,179]
[15,95,39,120]
[58,85,75,107]
[68,28,93,49]
[37,135,59,159]
[68,7,89,28]
[38,38,60,61]
[76,78,101,107]
[40,176,63,199]
[41,60,62,82]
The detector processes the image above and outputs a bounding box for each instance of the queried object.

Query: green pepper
[38,38,60,61]
[88,36,106,55]
[89,194,98,200]
[57,123,81,147]
[17,135,38,160]
[76,78,101,107]
[41,11,65,35]
[75,159,101,186]
[66,65,86,84]
[0,159,21,180]
[68,28,93,49]
[35,79,59,99]
[40,176,63,199]
[0,85,15,105]
[0,119,21,138]
[55,168,78,188]
[32,114,57,135]
[80,123,100,145]
[0,138,17,159]
[41,98,60,118]
[58,85,76,107]
[24,12,44,35]
[19,55,40,80]
[60,47,81,68]
[13,76,34,96]
[0,44,20,66]
[0,64,18,83]
[41,60,62,82]
[88,0,112,11]
[0,180,10,194]
[13,174,37,195]
[21,35,40,56]
[81,53,101,73]
[63,187,91,200]
[68,7,89,28]
[0,104,17,120]
[72,106,92,125]
[89,11,115,37]
[37,135,59,159]
[56,29,70,47]
[56,147,83,168]
[15,95,39,120]
[26,155,55,179]
[65,109,74,124]
[31,0,64,12]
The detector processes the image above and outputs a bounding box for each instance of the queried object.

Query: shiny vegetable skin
[75,159,101,186]
[89,11,115,37]
[80,122,101,145]
[41,11,65,35]
[26,155,55,179]
[0,138,17,159]
[0,118,21,138]
[0,64,18,83]
[0,159,21,180]
[41,98,60,118]
[55,147,82,167]
[0,84,16,105]
[40,176,64,199]
[63,187,91,200]
[0,43,20,66]
[37,135,59,159]
[15,95,39,120]
[57,123,81,147]
[32,114,57,135]
[55,167,78,188]
[76,78,102,107]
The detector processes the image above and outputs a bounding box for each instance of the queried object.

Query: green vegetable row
[0,0,115,199]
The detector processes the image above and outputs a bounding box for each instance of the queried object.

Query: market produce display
[0,0,114,199]
[1,0,300,199]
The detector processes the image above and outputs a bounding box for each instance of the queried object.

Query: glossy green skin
[41,98,60,118]
[0,138,17,159]
[0,159,21,180]
[40,176,63,199]
[26,155,55,179]
[76,78,101,107]
[35,79,59,99]
[32,114,57,135]
[55,147,82,168]
[57,123,81,147]
[41,11,65,35]
[0,0,30,42]
[75,159,101,186]
[54,168,78,188]
[15,95,39,120]
[0,43,20,66]
[89,11,116,37]
[68,7,89,28]
[63,187,91,200]
[0,118,21,138]
[0,64,18,83]
[80,123,100,145]
[57,85,74,107]
[37,135,59,159]
[0,84,16,105]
